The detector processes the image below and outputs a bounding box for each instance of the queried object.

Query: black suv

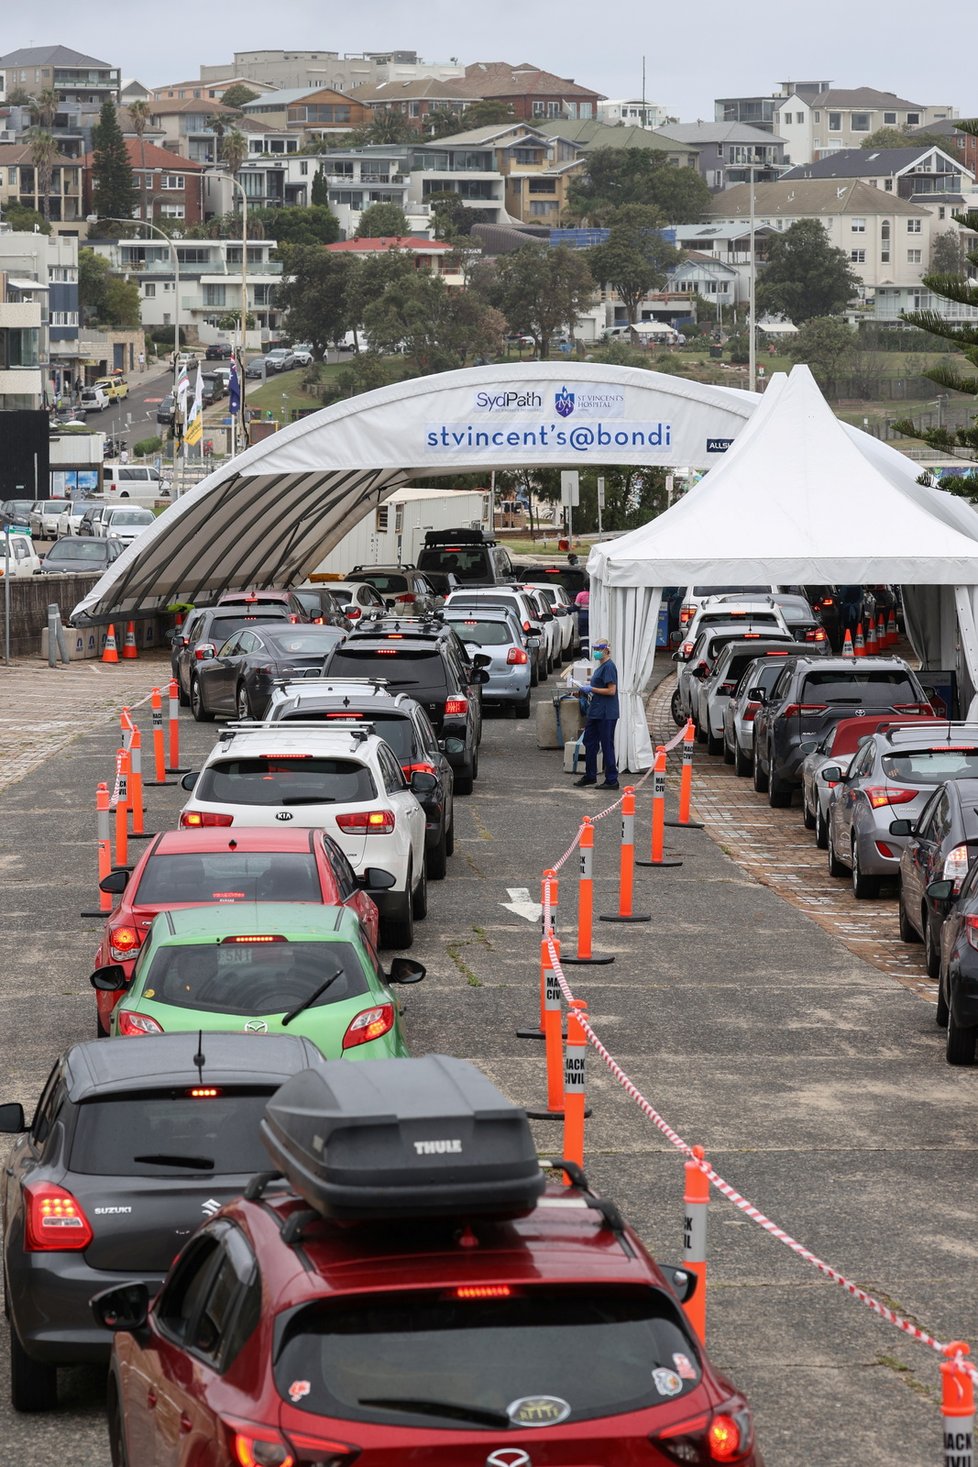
[751,655,931,807]
[323,620,489,794]
[0,1032,324,1411]
[513,558,589,601]
[417,527,516,590]
[172,604,291,704]
[267,681,455,876]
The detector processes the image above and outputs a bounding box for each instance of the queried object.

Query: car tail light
[397,593,417,603]
[284,1432,359,1467]
[804,627,828,642]
[943,842,971,892]
[335,810,396,834]
[342,1002,395,1049]
[194,642,216,660]
[655,1399,754,1463]
[965,916,978,951]
[507,646,528,664]
[875,841,896,859]
[108,925,142,961]
[445,696,468,716]
[288,614,299,624]
[346,606,361,619]
[228,1423,296,1467]
[117,1010,164,1036]
[404,762,436,777]
[522,619,532,632]
[891,703,934,715]
[781,703,827,718]
[743,701,760,722]
[222,934,286,944]
[866,785,917,809]
[312,616,324,625]
[180,811,234,828]
[24,1183,94,1252]
[452,1284,515,1299]
[680,607,694,624]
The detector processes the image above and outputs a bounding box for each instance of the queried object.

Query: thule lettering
[413,1138,463,1155]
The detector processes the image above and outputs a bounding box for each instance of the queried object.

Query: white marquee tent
[588,365,978,771]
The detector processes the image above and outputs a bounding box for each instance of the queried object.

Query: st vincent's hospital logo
[555,386,575,418]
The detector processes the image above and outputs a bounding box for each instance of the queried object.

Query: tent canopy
[71,362,757,625]
[588,366,978,770]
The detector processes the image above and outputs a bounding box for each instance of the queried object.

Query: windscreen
[274,1285,700,1426]
[262,627,345,656]
[50,539,110,562]
[880,748,978,785]
[327,648,447,693]
[692,585,767,597]
[196,756,375,806]
[418,547,489,582]
[108,511,153,527]
[353,574,409,594]
[203,612,289,642]
[70,1088,278,1177]
[135,850,323,905]
[800,670,920,704]
[447,618,512,647]
[141,938,368,1017]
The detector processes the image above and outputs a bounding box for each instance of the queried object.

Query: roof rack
[349,563,418,573]
[219,719,375,738]
[422,528,494,547]
[268,676,390,691]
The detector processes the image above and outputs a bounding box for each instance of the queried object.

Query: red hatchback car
[92,828,386,1035]
[95,1058,762,1467]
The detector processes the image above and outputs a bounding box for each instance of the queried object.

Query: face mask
[592,650,605,662]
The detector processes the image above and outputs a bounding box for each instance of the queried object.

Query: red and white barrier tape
[539,881,978,1384]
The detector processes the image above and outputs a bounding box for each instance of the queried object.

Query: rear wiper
[280,795,336,805]
[133,1153,214,1168]
[357,1396,511,1428]
[281,968,342,1027]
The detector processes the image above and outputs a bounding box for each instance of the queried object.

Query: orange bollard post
[886,608,898,648]
[166,679,188,773]
[81,783,114,917]
[866,620,877,655]
[564,819,614,966]
[128,727,153,841]
[526,919,566,1122]
[636,748,683,868]
[113,748,130,869]
[120,706,134,750]
[683,1145,710,1344]
[941,1343,974,1467]
[562,999,589,1178]
[517,870,558,1039]
[666,719,704,830]
[148,688,176,786]
[854,622,865,657]
[877,612,887,650]
[600,786,651,923]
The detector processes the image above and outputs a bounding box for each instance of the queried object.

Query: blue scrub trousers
[583,717,618,782]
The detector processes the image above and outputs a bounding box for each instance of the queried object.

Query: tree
[588,205,680,323]
[362,271,505,372]
[103,275,141,328]
[27,88,59,129]
[931,228,964,274]
[784,316,858,395]
[2,203,49,233]
[276,246,357,357]
[457,99,515,129]
[220,128,248,178]
[220,83,259,111]
[755,219,860,323]
[310,166,329,207]
[78,248,141,326]
[427,190,473,240]
[860,125,945,149]
[472,245,595,358]
[27,130,57,222]
[92,100,135,221]
[356,202,411,238]
[255,205,339,245]
[366,111,414,145]
[567,148,711,225]
[426,108,464,139]
[128,99,151,222]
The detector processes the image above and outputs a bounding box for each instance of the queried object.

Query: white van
[102,465,170,499]
[79,386,109,413]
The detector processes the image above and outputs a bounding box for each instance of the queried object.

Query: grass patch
[446,940,482,987]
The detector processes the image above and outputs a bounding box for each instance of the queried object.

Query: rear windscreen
[738,659,791,695]
[143,938,368,1017]
[353,574,409,594]
[880,748,978,785]
[196,757,375,806]
[517,566,587,597]
[70,1089,277,1177]
[701,610,779,626]
[418,548,489,582]
[327,648,447,692]
[800,671,919,704]
[136,850,322,904]
[204,612,288,641]
[692,585,767,597]
[447,619,512,646]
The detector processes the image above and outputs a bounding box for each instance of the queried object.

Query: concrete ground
[0,653,975,1465]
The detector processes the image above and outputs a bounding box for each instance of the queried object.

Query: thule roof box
[261,1055,544,1222]
[422,528,496,547]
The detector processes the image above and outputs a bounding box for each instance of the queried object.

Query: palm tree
[28,87,59,129]
[220,128,248,178]
[28,129,57,221]
[128,99,151,222]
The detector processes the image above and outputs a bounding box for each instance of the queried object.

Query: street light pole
[747,161,758,394]
[205,171,249,451]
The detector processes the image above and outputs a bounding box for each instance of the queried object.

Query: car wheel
[514,693,531,719]
[851,839,881,898]
[670,688,684,728]
[722,737,735,765]
[412,858,428,919]
[235,683,252,720]
[827,826,846,877]
[107,1385,130,1467]
[539,655,549,683]
[427,825,448,880]
[768,767,792,808]
[814,799,829,850]
[190,676,213,723]
[471,747,479,782]
[734,739,751,778]
[898,893,921,943]
[9,1323,57,1412]
[707,728,723,756]
[381,870,414,950]
[946,1011,978,1065]
[96,1008,109,1038]
[802,793,816,830]
[752,741,769,793]
[924,913,941,978]
[936,967,949,1028]
[529,658,539,689]
[178,677,190,708]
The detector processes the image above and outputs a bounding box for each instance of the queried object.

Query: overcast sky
[8,1,976,123]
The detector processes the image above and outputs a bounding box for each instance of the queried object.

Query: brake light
[397,593,417,603]
[375,649,398,655]
[347,607,361,619]
[117,1011,164,1036]
[766,649,789,656]
[454,1285,513,1299]
[822,597,835,606]
[313,616,324,625]
[966,915,978,951]
[709,1412,748,1461]
[194,643,216,660]
[404,762,436,777]
[892,702,935,715]
[222,934,286,944]
[943,842,971,892]
[259,754,312,761]
[229,1423,295,1467]
[522,619,532,632]
[341,1002,395,1049]
[741,632,760,638]
[108,925,142,961]
[335,810,396,834]
[743,701,760,722]
[865,785,917,809]
[445,696,468,716]
[327,711,363,718]
[507,646,528,664]
[781,703,827,718]
[24,1183,94,1252]
[680,607,694,624]
[180,811,234,828]
[804,627,828,642]
[656,1400,753,1464]
[188,1087,221,1098]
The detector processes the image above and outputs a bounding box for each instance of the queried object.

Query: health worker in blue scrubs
[574,639,619,789]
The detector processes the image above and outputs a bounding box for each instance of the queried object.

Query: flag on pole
[228,359,240,417]
[183,364,204,450]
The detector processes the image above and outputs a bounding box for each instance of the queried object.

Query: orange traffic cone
[854,622,865,657]
[866,621,877,655]
[122,622,138,660]
[842,628,854,659]
[101,624,119,664]
[878,613,887,649]
[886,609,897,647]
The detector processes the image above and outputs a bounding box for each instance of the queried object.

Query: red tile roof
[82,139,206,171]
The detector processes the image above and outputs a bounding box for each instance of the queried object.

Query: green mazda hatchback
[90,903,424,1057]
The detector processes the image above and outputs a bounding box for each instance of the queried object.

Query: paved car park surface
[1,652,977,1464]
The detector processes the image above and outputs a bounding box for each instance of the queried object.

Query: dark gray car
[0,1032,324,1411]
[172,605,291,705]
[191,622,348,721]
[35,536,125,573]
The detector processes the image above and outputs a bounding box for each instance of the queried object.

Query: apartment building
[0,229,80,405]
[199,51,463,94]
[597,99,670,130]
[324,235,470,286]
[452,62,603,122]
[240,87,372,133]
[0,46,120,106]
[0,143,84,226]
[151,76,276,103]
[658,122,788,189]
[351,77,472,128]
[782,145,976,228]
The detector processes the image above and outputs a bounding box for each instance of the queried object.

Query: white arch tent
[71,363,757,625]
[588,365,978,771]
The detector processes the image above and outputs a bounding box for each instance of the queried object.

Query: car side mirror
[472,652,492,668]
[888,818,914,837]
[359,866,396,891]
[0,1102,26,1133]
[747,687,765,702]
[387,957,426,984]
[99,867,131,894]
[469,668,490,685]
[658,1264,697,1304]
[180,771,199,790]
[410,771,438,794]
[91,1282,150,1335]
[798,740,818,756]
[926,878,955,902]
[820,765,843,783]
[89,964,129,992]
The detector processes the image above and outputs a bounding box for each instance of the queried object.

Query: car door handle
[147,1387,157,1409]
[180,1412,192,1435]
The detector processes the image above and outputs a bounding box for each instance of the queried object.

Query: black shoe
[573,775,596,786]
[600,780,620,789]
